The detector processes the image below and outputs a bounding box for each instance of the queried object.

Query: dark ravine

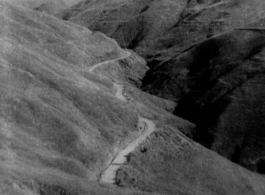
[142,26,265,173]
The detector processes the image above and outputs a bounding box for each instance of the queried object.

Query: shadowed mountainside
[0,1,190,195]
[57,0,265,175]
[142,19,265,174]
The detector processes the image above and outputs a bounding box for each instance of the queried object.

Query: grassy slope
[0,1,194,195]
[2,1,265,195]
[0,1,145,194]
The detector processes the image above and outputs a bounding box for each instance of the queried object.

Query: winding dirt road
[88,51,131,72]
[89,50,156,184]
[89,51,130,101]
[99,117,155,184]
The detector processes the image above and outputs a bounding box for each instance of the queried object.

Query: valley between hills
[1,0,265,195]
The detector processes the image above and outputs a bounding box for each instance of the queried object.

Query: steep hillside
[0,1,187,195]
[0,1,179,194]
[2,1,265,195]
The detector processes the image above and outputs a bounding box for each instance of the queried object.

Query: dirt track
[89,50,156,184]
[99,117,155,184]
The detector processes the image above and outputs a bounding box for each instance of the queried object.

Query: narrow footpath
[89,50,156,184]
[89,51,130,101]
[88,51,131,72]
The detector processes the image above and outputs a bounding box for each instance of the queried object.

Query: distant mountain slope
[57,0,186,60]
[57,0,265,65]
[6,0,83,14]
